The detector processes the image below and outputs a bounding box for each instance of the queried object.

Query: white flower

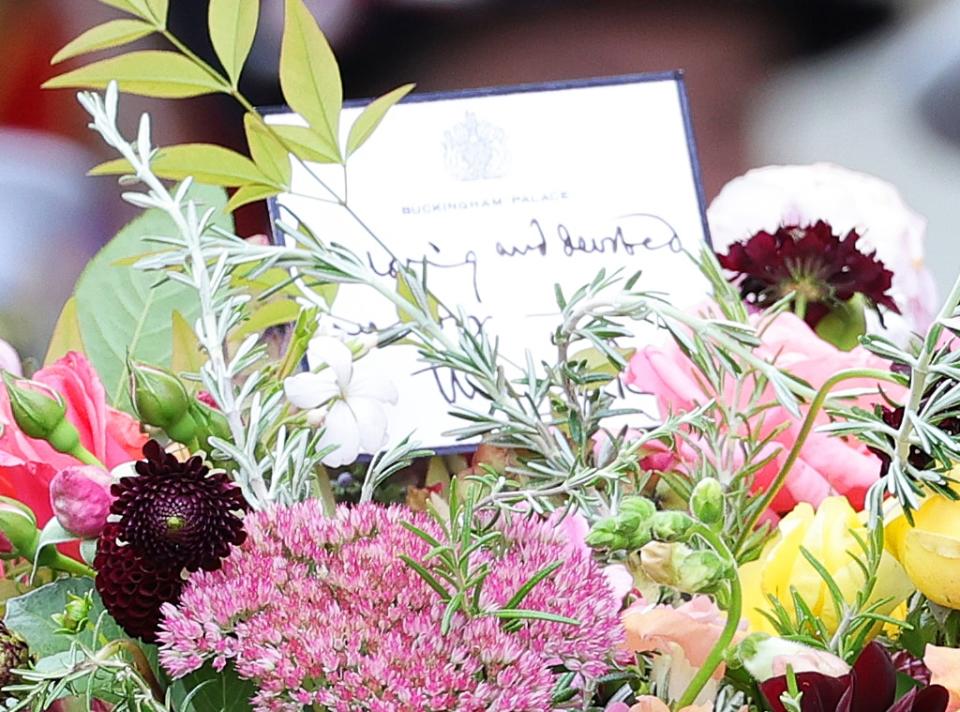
[708,163,938,344]
[283,336,398,467]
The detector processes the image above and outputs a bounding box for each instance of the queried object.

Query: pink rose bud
[49,466,114,539]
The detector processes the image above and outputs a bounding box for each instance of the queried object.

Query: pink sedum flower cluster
[158,502,624,712]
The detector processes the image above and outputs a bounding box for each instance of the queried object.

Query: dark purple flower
[94,440,247,642]
[760,642,949,712]
[717,221,900,328]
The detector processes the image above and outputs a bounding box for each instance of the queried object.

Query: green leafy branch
[47,0,412,212]
[400,479,580,635]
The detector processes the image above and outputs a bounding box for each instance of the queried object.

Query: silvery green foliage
[826,277,960,518]
[77,84,329,509]
[79,86,824,525]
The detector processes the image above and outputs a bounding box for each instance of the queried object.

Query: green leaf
[279,0,342,161]
[149,144,272,187]
[3,578,123,658]
[225,184,280,212]
[235,300,300,337]
[44,51,227,99]
[44,297,85,365]
[171,310,204,375]
[145,0,169,26]
[177,662,255,712]
[209,0,259,87]
[88,157,134,177]
[31,519,79,581]
[51,19,155,64]
[244,114,291,187]
[396,271,439,323]
[73,184,232,410]
[346,83,414,157]
[271,124,339,163]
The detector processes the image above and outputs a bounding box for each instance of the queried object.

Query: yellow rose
[739,496,914,633]
[886,494,960,608]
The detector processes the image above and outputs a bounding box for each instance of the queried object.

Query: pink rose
[625,311,904,513]
[49,465,114,539]
[0,352,145,544]
[0,338,21,376]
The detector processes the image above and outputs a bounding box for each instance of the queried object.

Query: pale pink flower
[159,503,624,711]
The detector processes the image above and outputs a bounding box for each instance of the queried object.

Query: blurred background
[1,0,957,363]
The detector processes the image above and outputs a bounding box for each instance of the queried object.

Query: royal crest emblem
[442,112,508,181]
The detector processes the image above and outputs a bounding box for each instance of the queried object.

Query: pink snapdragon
[159,502,624,712]
[625,311,905,513]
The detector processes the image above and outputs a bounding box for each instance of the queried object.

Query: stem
[733,367,901,558]
[97,639,165,702]
[68,444,106,469]
[45,552,96,578]
[676,524,742,708]
[889,267,960,505]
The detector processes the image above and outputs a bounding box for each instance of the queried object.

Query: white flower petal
[317,400,361,467]
[347,396,389,453]
[283,372,337,410]
[307,336,354,391]
[348,370,399,405]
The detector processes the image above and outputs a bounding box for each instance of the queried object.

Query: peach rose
[622,595,743,705]
[0,352,145,533]
[925,645,960,712]
[606,699,712,712]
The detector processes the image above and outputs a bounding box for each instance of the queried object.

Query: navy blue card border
[262,71,711,457]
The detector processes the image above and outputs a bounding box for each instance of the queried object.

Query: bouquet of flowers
[1,1,959,711]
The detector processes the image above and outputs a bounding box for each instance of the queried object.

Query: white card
[267,73,711,453]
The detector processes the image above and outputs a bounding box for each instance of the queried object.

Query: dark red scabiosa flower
[94,440,248,642]
[717,221,900,328]
[761,642,949,712]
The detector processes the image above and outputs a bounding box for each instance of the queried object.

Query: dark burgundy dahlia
[95,440,247,642]
[717,221,900,328]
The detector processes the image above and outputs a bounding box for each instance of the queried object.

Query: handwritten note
[267,73,711,451]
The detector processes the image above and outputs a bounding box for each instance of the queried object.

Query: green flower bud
[585,516,619,549]
[690,477,724,525]
[726,632,769,671]
[129,361,197,444]
[650,510,695,541]
[189,399,231,452]
[0,497,40,559]
[640,541,728,593]
[620,497,657,520]
[2,372,74,448]
[52,592,93,634]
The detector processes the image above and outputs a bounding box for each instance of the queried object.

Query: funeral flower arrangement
[2,1,960,711]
